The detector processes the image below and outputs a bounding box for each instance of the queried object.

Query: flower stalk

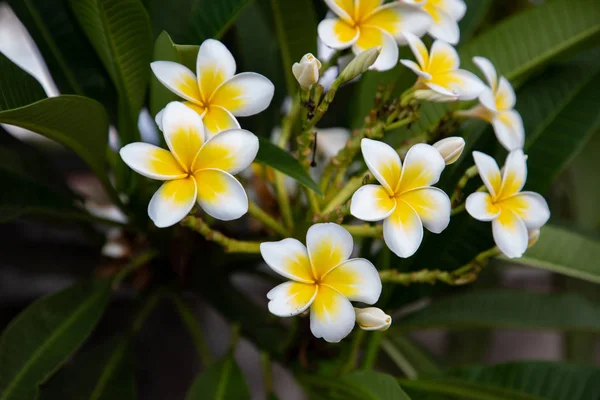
[182,216,262,253]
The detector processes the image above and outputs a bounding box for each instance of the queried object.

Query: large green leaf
[267,0,318,94]
[506,225,600,283]
[0,52,46,110]
[70,0,153,143]
[381,335,440,379]
[7,0,115,104]
[186,355,250,400]
[187,0,251,44]
[342,371,412,400]
[255,137,322,195]
[40,337,135,400]
[400,379,543,400]
[0,280,112,400]
[520,48,600,193]
[395,289,600,332]
[0,95,112,191]
[443,362,600,400]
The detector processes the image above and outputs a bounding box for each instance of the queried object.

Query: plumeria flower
[401,32,484,101]
[456,57,524,151]
[318,0,432,71]
[152,39,274,137]
[119,102,258,228]
[351,139,451,258]
[400,0,466,45]
[466,150,550,258]
[261,223,382,343]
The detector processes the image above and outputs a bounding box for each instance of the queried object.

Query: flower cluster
[116,0,552,344]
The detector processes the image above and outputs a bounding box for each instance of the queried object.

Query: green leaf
[507,225,600,283]
[381,335,440,379]
[400,378,543,400]
[267,0,318,94]
[186,355,250,400]
[443,361,600,400]
[187,0,251,44]
[7,0,115,104]
[0,52,46,110]
[255,137,322,195]
[520,48,600,193]
[40,337,135,400]
[0,95,112,191]
[70,0,153,143]
[396,289,600,332]
[150,31,182,117]
[342,371,412,400]
[458,0,493,42]
[0,280,112,400]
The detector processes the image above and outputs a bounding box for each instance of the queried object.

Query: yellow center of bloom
[331,0,400,47]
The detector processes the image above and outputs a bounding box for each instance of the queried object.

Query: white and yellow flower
[261,223,382,343]
[351,139,451,258]
[466,150,550,258]
[457,57,524,151]
[119,102,258,227]
[151,39,274,137]
[400,0,467,45]
[401,32,484,101]
[318,0,432,71]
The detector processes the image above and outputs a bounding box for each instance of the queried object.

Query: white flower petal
[318,18,360,50]
[361,138,402,194]
[472,56,498,91]
[397,143,446,192]
[466,192,500,221]
[400,59,431,79]
[492,209,528,258]
[435,69,485,100]
[202,106,241,138]
[325,0,355,23]
[317,128,350,158]
[397,187,450,234]
[350,184,397,222]
[148,177,197,228]
[383,201,423,258]
[194,128,258,175]
[364,3,431,44]
[428,9,460,45]
[402,31,429,68]
[155,108,164,131]
[267,281,318,317]
[306,223,354,279]
[440,0,467,20]
[433,136,465,165]
[310,285,356,343]
[429,39,460,71]
[194,169,248,221]
[414,87,457,102]
[472,151,502,198]
[499,149,527,198]
[151,61,201,104]
[499,192,550,230]
[479,87,498,112]
[492,110,525,152]
[210,72,275,117]
[352,27,399,72]
[260,239,315,283]
[322,258,382,304]
[119,142,186,180]
[161,102,205,170]
[496,76,517,110]
[196,39,236,101]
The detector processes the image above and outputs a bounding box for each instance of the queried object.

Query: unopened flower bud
[292,53,321,89]
[355,307,392,331]
[433,137,465,165]
[528,229,540,248]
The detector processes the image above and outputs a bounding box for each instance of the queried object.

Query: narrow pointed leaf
[0,52,46,110]
[186,355,250,400]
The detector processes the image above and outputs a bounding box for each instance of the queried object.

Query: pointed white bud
[433,137,466,165]
[528,229,540,248]
[354,307,392,331]
[292,53,321,89]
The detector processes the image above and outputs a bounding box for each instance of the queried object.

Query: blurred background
[1,0,599,399]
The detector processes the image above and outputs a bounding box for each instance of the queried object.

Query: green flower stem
[182,216,262,254]
[261,352,274,397]
[248,200,288,237]
[306,189,321,215]
[342,223,383,238]
[321,172,369,215]
[112,250,158,289]
[451,165,479,207]
[379,247,502,286]
[451,203,466,216]
[172,296,213,365]
[360,331,384,370]
[340,329,365,374]
[313,200,350,223]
